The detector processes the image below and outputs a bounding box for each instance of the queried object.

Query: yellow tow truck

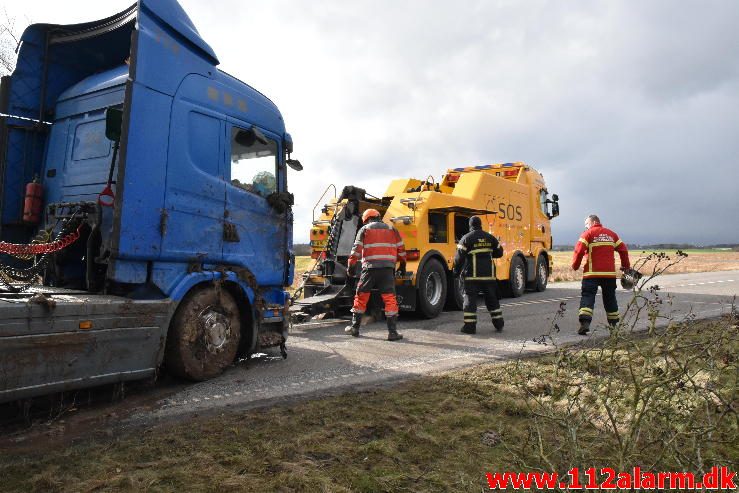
[292,162,559,319]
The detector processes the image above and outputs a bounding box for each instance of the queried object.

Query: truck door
[531,187,550,250]
[223,123,286,286]
[511,188,529,252]
[161,103,225,262]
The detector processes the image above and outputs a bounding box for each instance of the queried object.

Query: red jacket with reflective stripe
[349,220,406,270]
[571,224,630,278]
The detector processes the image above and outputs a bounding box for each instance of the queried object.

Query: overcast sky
[4,1,738,245]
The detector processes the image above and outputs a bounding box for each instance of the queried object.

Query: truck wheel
[166,285,242,381]
[417,258,447,319]
[534,255,548,292]
[445,273,464,310]
[508,256,526,298]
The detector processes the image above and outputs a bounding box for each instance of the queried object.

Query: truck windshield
[230,127,278,197]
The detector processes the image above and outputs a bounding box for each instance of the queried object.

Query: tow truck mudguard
[395,284,417,312]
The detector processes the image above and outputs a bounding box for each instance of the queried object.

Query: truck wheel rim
[426,272,443,306]
[538,262,547,284]
[515,265,525,289]
[200,307,231,354]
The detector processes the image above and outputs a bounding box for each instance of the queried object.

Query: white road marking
[678,301,729,306]
[501,296,576,307]
[659,279,735,289]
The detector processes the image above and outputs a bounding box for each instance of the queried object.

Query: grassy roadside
[2,318,736,492]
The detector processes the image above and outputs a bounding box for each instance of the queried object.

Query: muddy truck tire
[165,284,242,381]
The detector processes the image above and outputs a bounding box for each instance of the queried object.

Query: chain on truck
[291,163,560,321]
[0,0,304,403]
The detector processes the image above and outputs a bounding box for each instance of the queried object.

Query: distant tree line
[294,244,312,256]
[553,243,739,252]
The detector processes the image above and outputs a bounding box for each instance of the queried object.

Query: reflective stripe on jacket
[571,224,630,278]
[453,229,504,280]
[349,220,406,270]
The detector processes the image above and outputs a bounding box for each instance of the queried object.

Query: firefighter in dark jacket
[453,216,505,334]
[345,209,406,341]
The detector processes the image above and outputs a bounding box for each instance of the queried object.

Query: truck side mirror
[551,201,560,218]
[286,159,303,171]
[105,107,123,141]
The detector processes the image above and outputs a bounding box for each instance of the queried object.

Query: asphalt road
[139,270,737,423]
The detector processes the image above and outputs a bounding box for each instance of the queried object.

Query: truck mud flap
[0,288,173,403]
[396,285,417,312]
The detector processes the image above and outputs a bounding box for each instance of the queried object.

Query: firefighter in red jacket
[345,209,406,341]
[572,214,630,335]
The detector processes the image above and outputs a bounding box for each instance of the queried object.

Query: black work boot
[345,312,361,337]
[578,318,591,335]
[492,318,504,332]
[460,322,476,334]
[386,316,403,341]
[608,318,619,329]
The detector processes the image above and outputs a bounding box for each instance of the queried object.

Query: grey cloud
[181,1,739,244]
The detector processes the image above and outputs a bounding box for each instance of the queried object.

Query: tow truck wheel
[166,284,242,381]
[417,258,447,319]
[534,254,548,292]
[445,273,464,310]
[508,256,526,298]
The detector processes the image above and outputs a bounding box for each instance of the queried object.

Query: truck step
[290,284,353,316]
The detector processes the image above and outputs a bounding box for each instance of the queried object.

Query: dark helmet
[469,216,482,230]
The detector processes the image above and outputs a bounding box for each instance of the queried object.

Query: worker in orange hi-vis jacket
[345,209,406,341]
[571,214,631,335]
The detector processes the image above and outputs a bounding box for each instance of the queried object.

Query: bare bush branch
[508,251,738,475]
[0,8,22,76]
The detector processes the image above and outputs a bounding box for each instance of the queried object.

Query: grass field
[292,251,739,290]
[1,318,735,492]
[550,250,739,282]
[291,256,317,292]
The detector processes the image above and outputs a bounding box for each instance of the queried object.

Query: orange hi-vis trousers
[351,267,399,317]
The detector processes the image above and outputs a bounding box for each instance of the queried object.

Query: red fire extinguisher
[23,175,44,225]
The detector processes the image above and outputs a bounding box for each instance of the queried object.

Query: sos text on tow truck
[485,466,737,490]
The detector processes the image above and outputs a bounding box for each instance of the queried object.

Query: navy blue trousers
[579,277,619,324]
[462,280,502,326]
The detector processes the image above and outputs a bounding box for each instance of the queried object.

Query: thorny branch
[507,251,738,475]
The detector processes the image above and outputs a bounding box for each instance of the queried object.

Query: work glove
[396,263,407,278]
[347,261,358,278]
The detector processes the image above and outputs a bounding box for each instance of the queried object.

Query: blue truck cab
[0,0,300,401]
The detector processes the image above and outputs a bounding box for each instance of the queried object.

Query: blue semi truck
[0,0,301,402]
